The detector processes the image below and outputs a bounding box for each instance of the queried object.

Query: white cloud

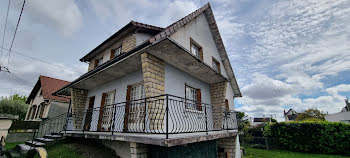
[0,55,85,97]
[326,84,350,95]
[23,0,83,36]
[242,73,295,100]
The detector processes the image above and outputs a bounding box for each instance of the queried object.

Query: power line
[6,0,26,68]
[0,0,11,63]
[0,47,83,74]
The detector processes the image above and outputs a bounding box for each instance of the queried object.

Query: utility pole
[0,66,10,73]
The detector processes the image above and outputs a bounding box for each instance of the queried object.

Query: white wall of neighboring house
[25,88,44,120]
[169,13,236,109]
[325,111,350,123]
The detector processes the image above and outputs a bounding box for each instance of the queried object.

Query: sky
[0,0,349,121]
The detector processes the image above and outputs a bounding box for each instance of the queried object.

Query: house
[25,76,70,121]
[284,109,298,122]
[325,99,350,124]
[54,3,242,158]
[250,117,272,127]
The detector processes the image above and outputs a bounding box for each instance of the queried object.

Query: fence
[66,94,238,138]
[240,136,279,150]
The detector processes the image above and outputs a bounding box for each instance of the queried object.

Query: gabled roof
[26,76,70,104]
[80,21,163,62]
[148,3,241,97]
[54,3,242,97]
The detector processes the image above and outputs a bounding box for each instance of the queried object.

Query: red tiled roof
[26,76,70,104]
[40,76,70,102]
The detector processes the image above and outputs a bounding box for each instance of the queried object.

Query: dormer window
[190,38,203,60]
[110,46,122,59]
[114,46,122,57]
[97,57,103,66]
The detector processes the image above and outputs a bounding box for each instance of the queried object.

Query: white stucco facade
[169,13,235,109]
[325,111,350,123]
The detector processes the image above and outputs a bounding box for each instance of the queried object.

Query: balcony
[64,94,238,146]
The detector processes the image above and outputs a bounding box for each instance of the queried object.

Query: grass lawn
[244,147,350,158]
[5,142,24,149]
[35,143,85,158]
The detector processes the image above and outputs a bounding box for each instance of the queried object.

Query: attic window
[114,46,122,57]
[212,57,220,73]
[111,46,122,59]
[97,57,103,66]
[190,38,203,60]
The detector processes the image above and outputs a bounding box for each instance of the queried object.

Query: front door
[83,96,95,131]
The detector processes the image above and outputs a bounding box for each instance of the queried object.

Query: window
[131,83,145,101]
[97,58,103,66]
[104,91,115,106]
[190,38,203,60]
[212,57,220,73]
[114,47,122,57]
[185,84,202,111]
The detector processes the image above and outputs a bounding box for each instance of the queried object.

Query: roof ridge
[40,75,70,83]
[130,20,164,31]
[149,3,210,43]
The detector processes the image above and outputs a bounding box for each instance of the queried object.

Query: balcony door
[83,96,95,131]
[97,91,115,131]
[124,83,145,132]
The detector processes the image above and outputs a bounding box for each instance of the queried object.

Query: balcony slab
[63,130,237,147]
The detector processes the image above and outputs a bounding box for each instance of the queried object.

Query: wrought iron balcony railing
[65,94,238,138]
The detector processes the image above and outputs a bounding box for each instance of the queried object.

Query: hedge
[264,121,350,155]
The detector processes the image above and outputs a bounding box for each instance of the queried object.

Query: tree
[0,94,28,120]
[296,108,325,121]
[236,111,251,138]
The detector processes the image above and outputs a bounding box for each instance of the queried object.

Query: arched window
[35,104,41,119]
[31,105,37,120]
[39,103,45,118]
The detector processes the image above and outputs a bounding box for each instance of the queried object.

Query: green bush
[264,121,350,155]
[0,99,28,120]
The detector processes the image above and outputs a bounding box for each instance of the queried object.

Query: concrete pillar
[71,88,88,130]
[217,136,237,158]
[210,82,227,130]
[141,52,165,130]
[130,142,148,158]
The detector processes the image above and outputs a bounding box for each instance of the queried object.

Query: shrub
[0,99,28,120]
[264,121,350,155]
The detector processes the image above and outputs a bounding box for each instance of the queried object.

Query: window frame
[184,83,202,111]
[212,57,221,73]
[114,46,122,57]
[104,90,116,106]
[190,38,203,60]
[97,57,103,66]
[130,82,145,101]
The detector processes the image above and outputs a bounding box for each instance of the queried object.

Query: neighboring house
[325,99,350,124]
[25,76,70,121]
[54,3,242,158]
[284,109,298,122]
[251,117,272,127]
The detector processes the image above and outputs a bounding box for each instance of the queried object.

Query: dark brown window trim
[184,83,202,111]
[190,38,203,61]
[212,57,221,74]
